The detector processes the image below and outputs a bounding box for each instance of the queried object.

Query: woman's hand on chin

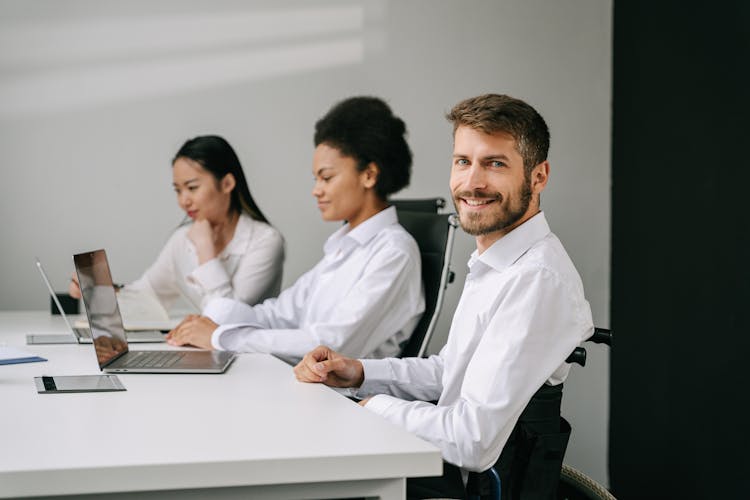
[188,219,217,264]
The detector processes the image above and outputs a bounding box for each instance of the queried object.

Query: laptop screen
[73,250,129,369]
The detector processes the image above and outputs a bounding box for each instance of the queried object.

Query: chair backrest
[395,208,458,358]
[390,197,446,213]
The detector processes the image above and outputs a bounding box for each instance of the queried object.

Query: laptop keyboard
[126,351,186,368]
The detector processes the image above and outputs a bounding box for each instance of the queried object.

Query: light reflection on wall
[0,5,365,117]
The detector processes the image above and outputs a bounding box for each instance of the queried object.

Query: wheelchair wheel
[557,464,616,500]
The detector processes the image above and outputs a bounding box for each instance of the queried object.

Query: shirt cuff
[356,358,394,397]
[203,297,237,323]
[211,324,234,350]
[362,394,399,416]
[211,323,257,351]
[187,258,230,292]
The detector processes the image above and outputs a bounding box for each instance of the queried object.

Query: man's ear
[362,162,379,189]
[531,161,550,195]
[221,173,236,193]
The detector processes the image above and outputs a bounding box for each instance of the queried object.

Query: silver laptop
[26,258,165,345]
[74,249,235,374]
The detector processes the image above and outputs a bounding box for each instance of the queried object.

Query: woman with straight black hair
[70,135,284,312]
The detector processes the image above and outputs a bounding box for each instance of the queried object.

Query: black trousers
[407,384,569,500]
[407,461,466,499]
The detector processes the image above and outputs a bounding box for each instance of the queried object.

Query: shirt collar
[324,205,398,255]
[470,211,551,272]
[222,214,253,256]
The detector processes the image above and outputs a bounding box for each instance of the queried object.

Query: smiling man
[294,94,594,499]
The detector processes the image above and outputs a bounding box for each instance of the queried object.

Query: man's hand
[165,315,217,349]
[294,345,365,388]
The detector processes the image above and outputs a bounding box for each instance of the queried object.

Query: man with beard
[294,94,594,499]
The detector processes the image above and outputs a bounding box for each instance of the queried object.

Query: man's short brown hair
[446,94,550,175]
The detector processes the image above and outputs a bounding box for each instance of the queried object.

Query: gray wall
[0,0,612,487]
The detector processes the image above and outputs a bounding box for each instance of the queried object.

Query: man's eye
[455,159,469,166]
[188,185,199,191]
[322,176,332,182]
[490,161,505,168]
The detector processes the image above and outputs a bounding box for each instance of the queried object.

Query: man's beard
[453,180,533,236]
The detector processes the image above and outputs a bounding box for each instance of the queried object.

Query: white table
[0,311,442,499]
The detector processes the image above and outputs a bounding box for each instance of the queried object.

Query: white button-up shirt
[357,212,593,472]
[126,214,284,312]
[204,206,425,364]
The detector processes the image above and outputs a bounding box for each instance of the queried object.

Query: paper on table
[0,346,47,365]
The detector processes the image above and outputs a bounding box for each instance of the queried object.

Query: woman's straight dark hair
[173,135,270,224]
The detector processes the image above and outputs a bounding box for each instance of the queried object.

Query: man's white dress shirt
[127,214,284,311]
[204,206,425,364]
[356,212,594,473]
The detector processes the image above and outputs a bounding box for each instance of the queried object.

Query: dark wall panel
[611,1,749,498]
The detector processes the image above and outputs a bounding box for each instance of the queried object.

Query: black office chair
[394,204,458,358]
[391,197,446,214]
[467,328,615,500]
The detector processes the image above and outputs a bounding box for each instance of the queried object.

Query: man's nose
[464,164,488,190]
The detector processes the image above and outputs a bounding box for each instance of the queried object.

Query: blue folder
[0,347,47,365]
